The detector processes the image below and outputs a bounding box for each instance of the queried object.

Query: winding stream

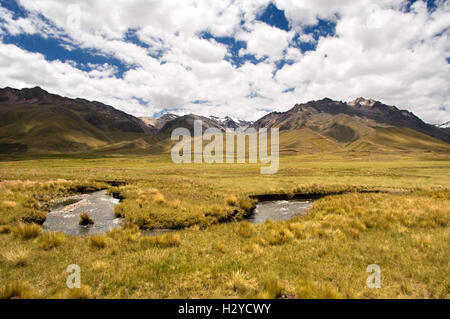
[44,190,313,235]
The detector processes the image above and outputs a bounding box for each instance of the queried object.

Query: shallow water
[248,200,312,224]
[44,190,121,236]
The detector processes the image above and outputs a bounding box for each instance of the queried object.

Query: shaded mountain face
[253,98,450,144]
[209,116,253,130]
[157,114,225,138]
[0,87,155,154]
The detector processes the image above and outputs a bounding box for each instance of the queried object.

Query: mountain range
[0,86,449,155]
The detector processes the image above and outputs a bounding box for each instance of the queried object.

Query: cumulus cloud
[237,22,295,60]
[0,0,448,124]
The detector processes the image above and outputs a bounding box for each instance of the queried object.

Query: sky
[0,0,448,124]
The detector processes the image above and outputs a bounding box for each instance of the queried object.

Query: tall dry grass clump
[107,224,140,242]
[0,225,11,234]
[64,285,93,299]
[2,246,30,267]
[35,232,66,250]
[226,195,238,206]
[79,213,94,226]
[235,222,254,238]
[257,273,284,299]
[243,243,264,256]
[266,228,294,245]
[168,199,181,208]
[0,282,35,299]
[238,198,256,214]
[2,200,17,208]
[89,235,108,249]
[153,192,166,204]
[21,211,47,225]
[227,270,257,295]
[12,223,42,240]
[140,233,181,248]
[296,280,342,299]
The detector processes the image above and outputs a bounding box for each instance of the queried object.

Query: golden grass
[0,225,11,234]
[64,285,93,299]
[0,281,35,299]
[106,224,140,242]
[89,235,108,249]
[266,228,294,245]
[296,280,342,299]
[153,192,166,204]
[140,233,181,248]
[226,195,238,206]
[1,246,29,267]
[0,154,448,299]
[2,201,17,208]
[243,243,264,256]
[227,270,257,296]
[258,274,284,299]
[35,232,66,250]
[235,222,254,238]
[12,223,42,240]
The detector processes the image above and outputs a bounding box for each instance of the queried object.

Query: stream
[248,200,313,224]
[44,191,313,235]
[43,190,121,236]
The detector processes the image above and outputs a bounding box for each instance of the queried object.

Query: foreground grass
[0,153,449,298]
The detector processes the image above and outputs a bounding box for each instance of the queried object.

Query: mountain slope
[0,87,448,155]
[252,98,450,154]
[157,113,226,138]
[0,87,155,154]
[140,113,179,131]
[254,98,449,146]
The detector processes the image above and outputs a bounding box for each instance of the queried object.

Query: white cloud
[276,0,450,123]
[0,0,447,124]
[237,22,295,60]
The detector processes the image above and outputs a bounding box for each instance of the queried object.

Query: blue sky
[0,0,448,124]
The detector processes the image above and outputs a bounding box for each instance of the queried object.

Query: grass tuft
[243,243,264,256]
[238,198,256,214]
[35,232,66,250]
[140,233,181,248]
[12,223,42,240]
[79,213,94,226]
[65,285,93,299]
[226,195,238,206]
[107,225,140,242]
[153,192,166,204]
[258,274,284,299]
[89,235,108,249]
[296,280,342,299]
[235,222,254,238]
[266,228,294,245]
[0,225,11,234]
[1,246,29,267]
[228,270,256,295]
[0,282,35,299]
[21,211,47,225]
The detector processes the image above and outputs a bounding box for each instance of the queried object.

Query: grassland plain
[0,153,449,298]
